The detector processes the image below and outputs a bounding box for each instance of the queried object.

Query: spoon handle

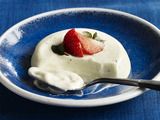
[138,80,160,90]
[86,78,160,90]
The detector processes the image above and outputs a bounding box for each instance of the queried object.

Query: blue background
[0,0,160,120]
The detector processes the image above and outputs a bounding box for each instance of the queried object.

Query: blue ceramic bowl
[0,8,160,107]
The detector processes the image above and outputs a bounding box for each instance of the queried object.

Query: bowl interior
[1,9,160,99]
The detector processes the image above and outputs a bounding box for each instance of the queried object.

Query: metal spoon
[34,78,160,94]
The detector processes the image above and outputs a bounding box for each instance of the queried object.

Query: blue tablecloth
[1,0,160,120]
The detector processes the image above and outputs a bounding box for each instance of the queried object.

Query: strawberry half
[63,29,104,57]
[78,34,104,55]
[63,29,83,57]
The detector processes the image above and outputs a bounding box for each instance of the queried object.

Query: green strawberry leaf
[82,31,92,38]
[52,43,69,55]
[92,32,97,39]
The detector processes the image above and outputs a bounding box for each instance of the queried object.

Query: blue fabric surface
[0,0,160,120]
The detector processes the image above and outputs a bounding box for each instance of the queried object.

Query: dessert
[28,28,131,91]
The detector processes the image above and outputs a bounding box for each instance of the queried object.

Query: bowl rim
[0,7,160,107]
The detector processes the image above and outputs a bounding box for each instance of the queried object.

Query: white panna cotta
[28,28,131,91]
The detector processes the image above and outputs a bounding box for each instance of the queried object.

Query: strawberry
[78,34,104,55]
[63,29,83,57]
[63,29,104,57]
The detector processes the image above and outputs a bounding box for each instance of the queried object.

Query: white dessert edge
[28,28,131,91]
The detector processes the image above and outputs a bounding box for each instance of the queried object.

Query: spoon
[34,77,160,94]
